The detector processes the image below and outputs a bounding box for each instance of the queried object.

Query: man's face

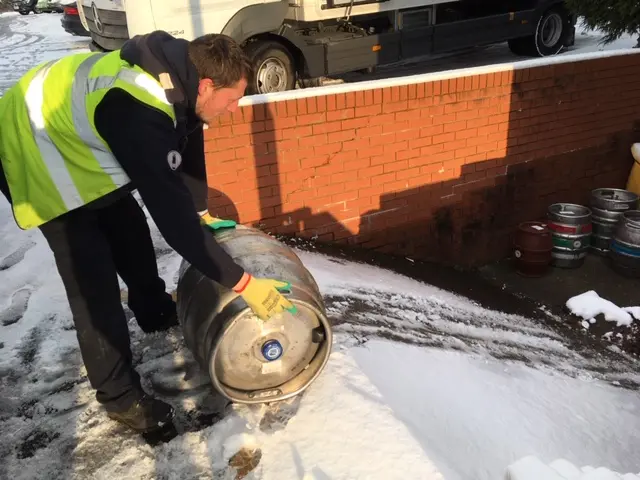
[195,78,247,125]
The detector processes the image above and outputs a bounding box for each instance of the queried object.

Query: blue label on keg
[262,340,284,361]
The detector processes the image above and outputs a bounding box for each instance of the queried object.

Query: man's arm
[93,88,244,289]
[178,123,208,214]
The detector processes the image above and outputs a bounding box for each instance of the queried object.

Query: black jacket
[92,31,244,289]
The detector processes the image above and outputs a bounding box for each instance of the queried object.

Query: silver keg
[610,210,640,278]
[590,188,639,255]
[547,203,592,268]
[176,226,332,404]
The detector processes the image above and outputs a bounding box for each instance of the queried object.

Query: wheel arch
[244,32,308,78]
[220,0,289,45]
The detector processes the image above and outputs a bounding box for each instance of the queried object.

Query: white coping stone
[237,47,640,107]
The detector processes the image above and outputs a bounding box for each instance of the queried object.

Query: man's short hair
[188,34,253,88]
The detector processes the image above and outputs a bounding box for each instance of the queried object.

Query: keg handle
[600,190,615,199]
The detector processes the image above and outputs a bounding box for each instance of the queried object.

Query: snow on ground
[2,194,640,479]
[506,456,640,480]
[567,291,637,327]
[2,10,640,480]
[0,12,90,96]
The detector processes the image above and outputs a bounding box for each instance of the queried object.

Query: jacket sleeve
[93,88,245,289]
[178,124,208,213]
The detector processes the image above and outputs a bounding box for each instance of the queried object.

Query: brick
[358,185,385,199]
[314,143,343,156]
[344,158,371,172]
[383,121,410,134]
[307,97,318,114]
[396,130,420,143]
[345,178,372,192]
[421,124,445,137]
[382,101,408,113]
[396,110,422,122]
[343,138,372,151]
[433,113,457,125]
[317,95,327,112]
[384,160,409,173]
[370,113,397,126]
[384,141,409,155]
[299,134,328,148]
[327,109,355,122]
[359,165,384,178]
[297,113,327,125]
[301,155,330,169]
[370,133,395,147]
[433,132,456,144]
[342,117,370,130]
[444,120,468,134]
[312,122,342,134]
[455,146,477,158]
[444,102,468,114]
[371,172,397,186]
[328,130,357,143]
[456,128,478,140]
[356,105,382,117]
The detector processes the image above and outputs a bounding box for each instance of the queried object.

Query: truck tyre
[244,40,296,95]
[508,6,569,57]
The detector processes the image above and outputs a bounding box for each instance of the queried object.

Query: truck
[76,0,577,94]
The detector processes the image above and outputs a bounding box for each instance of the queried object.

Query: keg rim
[209,297,333,405]
[548,203,592,218]
[591,187,640,201]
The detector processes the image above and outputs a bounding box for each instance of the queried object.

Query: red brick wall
[204,53,640,267]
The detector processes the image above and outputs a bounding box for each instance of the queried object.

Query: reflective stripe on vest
[0,51,176,229]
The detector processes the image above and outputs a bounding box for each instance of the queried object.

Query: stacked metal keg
[546,203,593,268]
[589,188,639,256]
[541,189,639,276]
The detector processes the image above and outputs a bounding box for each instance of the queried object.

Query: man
[0,31,296,433]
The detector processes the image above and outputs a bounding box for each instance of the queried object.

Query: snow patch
[506,456,640,480]
[566,291,634,327]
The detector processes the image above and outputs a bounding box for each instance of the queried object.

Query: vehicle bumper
[62,16,90,37]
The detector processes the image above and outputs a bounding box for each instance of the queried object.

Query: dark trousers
[0,164,174,410]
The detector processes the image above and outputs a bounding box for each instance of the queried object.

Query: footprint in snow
[0,240,36,271]
[0,288,32,326]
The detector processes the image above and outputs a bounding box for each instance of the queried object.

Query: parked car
[61,2,90,36]
[12,0,63,14]
[12,0,39,15]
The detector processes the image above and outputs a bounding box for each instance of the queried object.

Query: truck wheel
[508,6,569,57]
[245,41,296,95]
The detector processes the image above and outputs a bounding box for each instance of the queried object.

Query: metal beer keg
[176,225,332,404]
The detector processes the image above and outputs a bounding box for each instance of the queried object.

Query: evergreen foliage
[565,0,640,44]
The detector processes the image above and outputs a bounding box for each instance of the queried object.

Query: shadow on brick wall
[208,63,640,268]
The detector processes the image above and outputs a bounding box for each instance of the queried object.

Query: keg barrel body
[590,188,639,255]
[513,221,553,277]
[610,210,640,278]
[176,226,332,404]
[547,203,592,268]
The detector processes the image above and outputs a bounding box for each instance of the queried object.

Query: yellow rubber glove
[200,212,237,231]
[233,274,297,320]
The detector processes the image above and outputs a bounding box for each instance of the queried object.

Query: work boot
[138,308,179,334]
[107,394,175,433]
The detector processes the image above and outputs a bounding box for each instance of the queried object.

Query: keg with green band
[0,51,176,230]
[546,203,592,268]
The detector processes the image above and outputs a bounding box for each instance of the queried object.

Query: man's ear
[197,78,214,95]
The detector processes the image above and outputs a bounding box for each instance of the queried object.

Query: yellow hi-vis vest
[0,51,177,230]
